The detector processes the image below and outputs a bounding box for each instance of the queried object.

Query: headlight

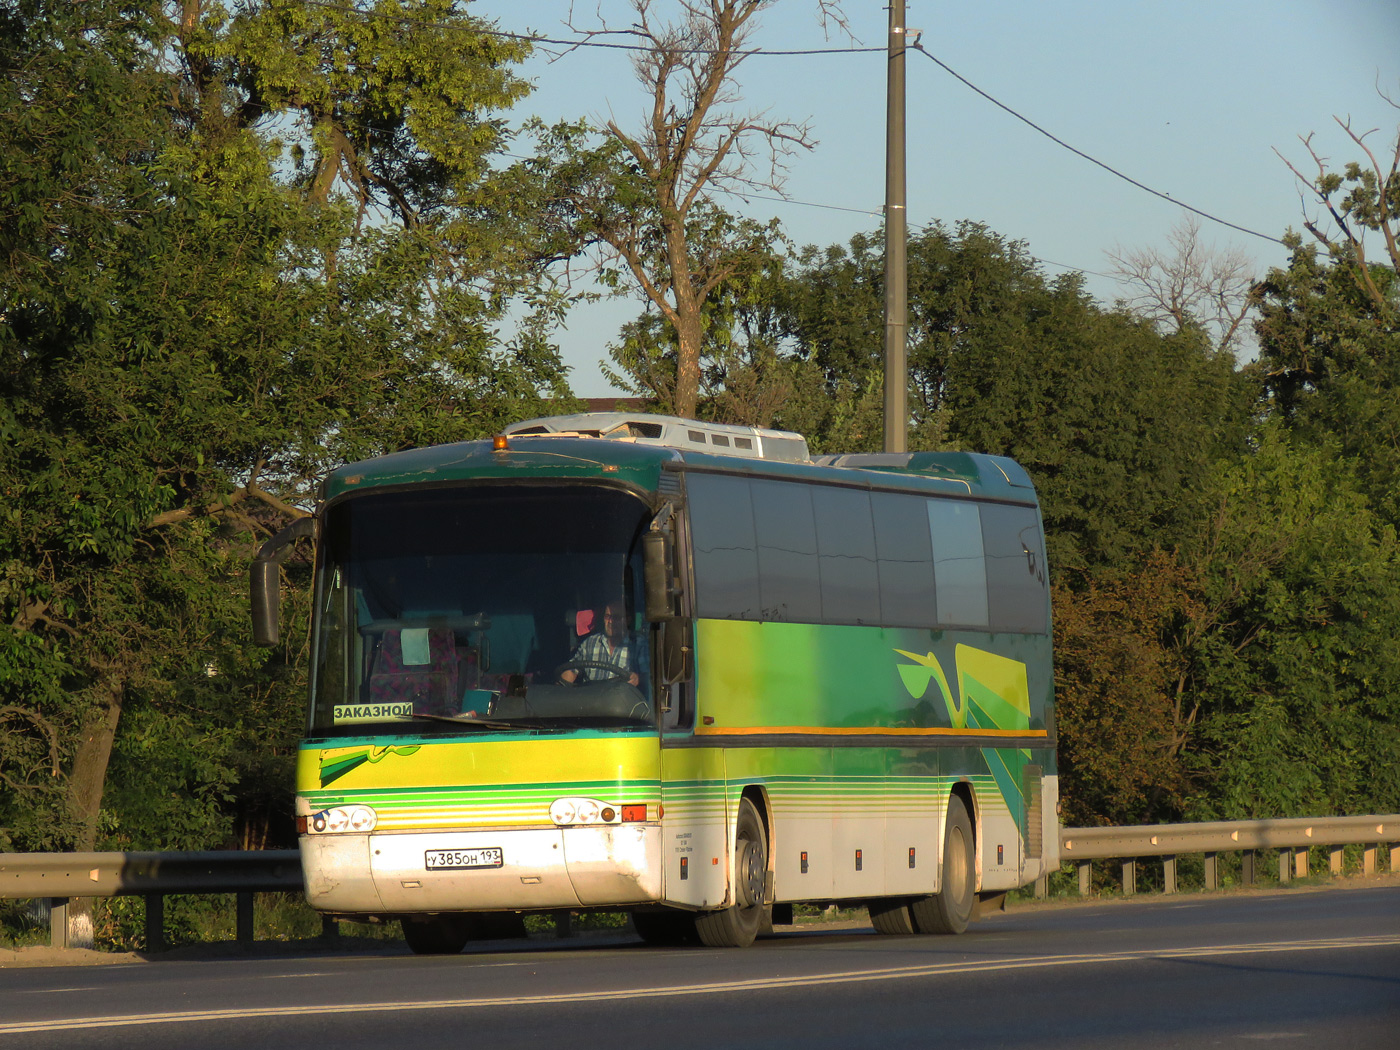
[308,805,377,834]
[549,797,620,826]
[549,798,578,825]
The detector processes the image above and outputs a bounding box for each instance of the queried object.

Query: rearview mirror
[250,516,315,646]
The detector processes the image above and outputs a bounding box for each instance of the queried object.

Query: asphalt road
[2,884,1398,1049]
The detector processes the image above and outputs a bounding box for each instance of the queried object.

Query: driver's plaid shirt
[571,632,635,681]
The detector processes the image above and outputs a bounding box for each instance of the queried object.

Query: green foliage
[1051,550,1201,826]
[0,0,566,853]
[1255,235,1400,526]
[1182,427,1400,819]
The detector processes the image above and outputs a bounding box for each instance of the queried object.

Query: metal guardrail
[3,815,1398,950]
[0,850,302,950]
[1048,814,1400,897]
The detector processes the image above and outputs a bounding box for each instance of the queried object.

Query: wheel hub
[738,839,765,907]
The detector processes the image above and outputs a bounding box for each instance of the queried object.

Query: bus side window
[871,491,936,628]
[686,473,760,619]
[981,503,1048,634]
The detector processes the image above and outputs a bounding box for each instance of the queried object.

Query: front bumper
[301,823,664,914]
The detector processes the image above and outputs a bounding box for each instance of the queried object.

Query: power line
[300,1,1280,250]
[911,44,1285,247]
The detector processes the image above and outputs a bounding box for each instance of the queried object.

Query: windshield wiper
[396,712,520,730]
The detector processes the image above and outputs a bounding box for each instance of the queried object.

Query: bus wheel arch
[911,790,977,935]
[950,780,979,893]
[695,793,768,947]
[741,785,775,903]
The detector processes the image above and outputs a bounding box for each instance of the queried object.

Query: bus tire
[695,797,767,948]
[401,914,472,955]
[868,897,917,935]
[911,795,975,935]
[631,908,699,946]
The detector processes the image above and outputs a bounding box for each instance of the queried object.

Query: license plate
[425,847,503,871]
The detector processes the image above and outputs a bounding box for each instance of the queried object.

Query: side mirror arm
[250,516,315,647]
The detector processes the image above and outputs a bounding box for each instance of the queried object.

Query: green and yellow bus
[252,412,1058,951]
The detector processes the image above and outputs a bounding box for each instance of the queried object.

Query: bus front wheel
[695,797,768,948]
[631,908,700,946]
[911,795,975,935]
[401,914,472,955]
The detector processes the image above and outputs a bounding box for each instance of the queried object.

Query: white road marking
[2,934,1397,1035]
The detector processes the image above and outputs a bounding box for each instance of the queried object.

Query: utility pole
[883,0,908,454]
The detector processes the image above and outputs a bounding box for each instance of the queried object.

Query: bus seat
[369,627,458,713]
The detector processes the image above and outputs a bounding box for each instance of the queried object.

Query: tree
[0,0,566,861]
[1278,103,1399,321]
[545,0,846,418]
[1050,551,1202,827]
[1258,107,1400,525]
[1180,427,1400,820]
[1107,215,1256,355]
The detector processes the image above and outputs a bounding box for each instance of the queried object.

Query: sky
[470,0,1400,397]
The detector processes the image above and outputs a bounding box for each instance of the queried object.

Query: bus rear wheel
[911,795,975,935]
[401,914,472,955]
[695,797,768,948]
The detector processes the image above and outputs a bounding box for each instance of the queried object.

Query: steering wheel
[555,659,632,685]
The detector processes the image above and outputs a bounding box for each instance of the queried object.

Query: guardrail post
[1329,846,1344,876]
[1362,845,1376,875]
[1204,852,1218,891]
[1294,847,1309,879]
[1121,859,1136,896]
[1391,844,1399,874]
[1278,850,1291,884]
[1162,855,1177,895]
[1077,861,1091,896]
[1241,850,1255,886]
[1034,874,1047,899]
[236,891,254,944]
[48,898,69,949]
[145,893,164,952]
[553,909,574,938]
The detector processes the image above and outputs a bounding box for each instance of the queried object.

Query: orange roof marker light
[492,434,510,452]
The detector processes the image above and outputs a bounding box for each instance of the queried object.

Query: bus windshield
[310,483,655,737]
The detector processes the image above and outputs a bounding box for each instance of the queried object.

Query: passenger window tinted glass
[686,473,760,618]
[927,500,988,627]
[812,486,880,624]
[872,492,936,627]
[750,479,820,622]
[982,503,1048,633]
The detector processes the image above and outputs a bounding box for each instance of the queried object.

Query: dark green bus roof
[321,436,1038,506]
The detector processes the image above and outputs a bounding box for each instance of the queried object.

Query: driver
[560,600,640,687]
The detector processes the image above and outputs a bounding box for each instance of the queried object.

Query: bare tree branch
[1107,215,1256,355]
[1277,96,1400,319]
[559,0,832,416]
